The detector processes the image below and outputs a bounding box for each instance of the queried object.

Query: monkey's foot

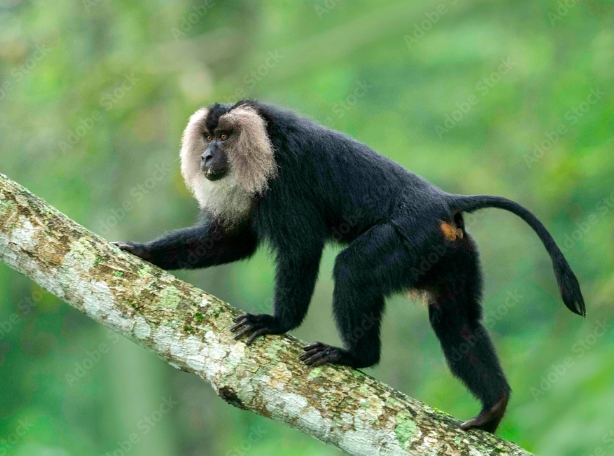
[230,313,283,345]
[112,241,151,261]
[460,391,510,433]
[300,342,347,367]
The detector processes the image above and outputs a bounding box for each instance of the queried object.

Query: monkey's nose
[202,151,214,167]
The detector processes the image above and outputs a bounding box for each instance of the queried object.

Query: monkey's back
[254,103,450,246]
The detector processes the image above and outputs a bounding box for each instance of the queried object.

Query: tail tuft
[554,254,586,317]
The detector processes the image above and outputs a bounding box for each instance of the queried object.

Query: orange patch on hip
[440,221,464,241]
[440,222,457,240]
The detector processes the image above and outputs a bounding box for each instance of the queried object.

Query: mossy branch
[0,174,532,456]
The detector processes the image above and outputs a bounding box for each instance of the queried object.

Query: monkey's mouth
[203,167,228,181]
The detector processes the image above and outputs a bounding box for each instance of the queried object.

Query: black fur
[114,100,585,432]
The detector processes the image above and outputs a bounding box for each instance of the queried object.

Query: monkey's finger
[302,342,324,351]
[302,352,328,365]
[299,348,324,361]
[112,242,133,251]
[232,325,254,339]
[230,320,250,331]
[232,313,250,323]
[303,356,323,366]
[245,328,269,345]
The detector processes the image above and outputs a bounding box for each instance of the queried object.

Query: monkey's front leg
[231,248,323,345]
[113,222,258,270]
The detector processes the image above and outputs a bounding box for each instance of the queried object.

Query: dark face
[201,129,231,181]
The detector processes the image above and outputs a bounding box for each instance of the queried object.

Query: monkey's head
[180,103,278,223]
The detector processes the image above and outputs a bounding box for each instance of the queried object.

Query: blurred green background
[0,0,612,454]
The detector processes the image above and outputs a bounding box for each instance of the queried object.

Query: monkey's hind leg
[427,237,510,433]
[301,224,408,369]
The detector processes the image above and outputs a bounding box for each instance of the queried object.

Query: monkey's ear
[218,107,278,194]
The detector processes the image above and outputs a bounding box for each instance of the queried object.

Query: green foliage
[0,0,612,454]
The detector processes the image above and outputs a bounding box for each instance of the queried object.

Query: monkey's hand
[230,313,287,345]
[111,241,152,262]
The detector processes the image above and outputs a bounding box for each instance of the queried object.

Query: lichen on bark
[0,174,532,456]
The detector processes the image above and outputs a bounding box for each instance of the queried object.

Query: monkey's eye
[205,135,213,142]
[220,134,228,141]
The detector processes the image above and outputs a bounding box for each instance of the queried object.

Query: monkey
[113,100,585,433]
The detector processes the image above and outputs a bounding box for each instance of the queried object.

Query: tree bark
[0,174,532,456]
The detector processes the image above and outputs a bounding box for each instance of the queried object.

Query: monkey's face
[201,130,231,181]
[180,104,278,223]
[181,104,277,195]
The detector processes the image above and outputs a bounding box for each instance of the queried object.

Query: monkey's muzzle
[201,148,229,181]
[202,166,228,181]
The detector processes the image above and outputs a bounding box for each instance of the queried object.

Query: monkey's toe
[112,241,135,251]
[460,414,502,433]
[460,392,509,433]
[112,241,150,260]
[300,342,345,367]
[230,313,280,345]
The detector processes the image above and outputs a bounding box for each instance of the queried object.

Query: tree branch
[0,174,531,456]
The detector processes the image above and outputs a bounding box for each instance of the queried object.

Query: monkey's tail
[450,194,586,317]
